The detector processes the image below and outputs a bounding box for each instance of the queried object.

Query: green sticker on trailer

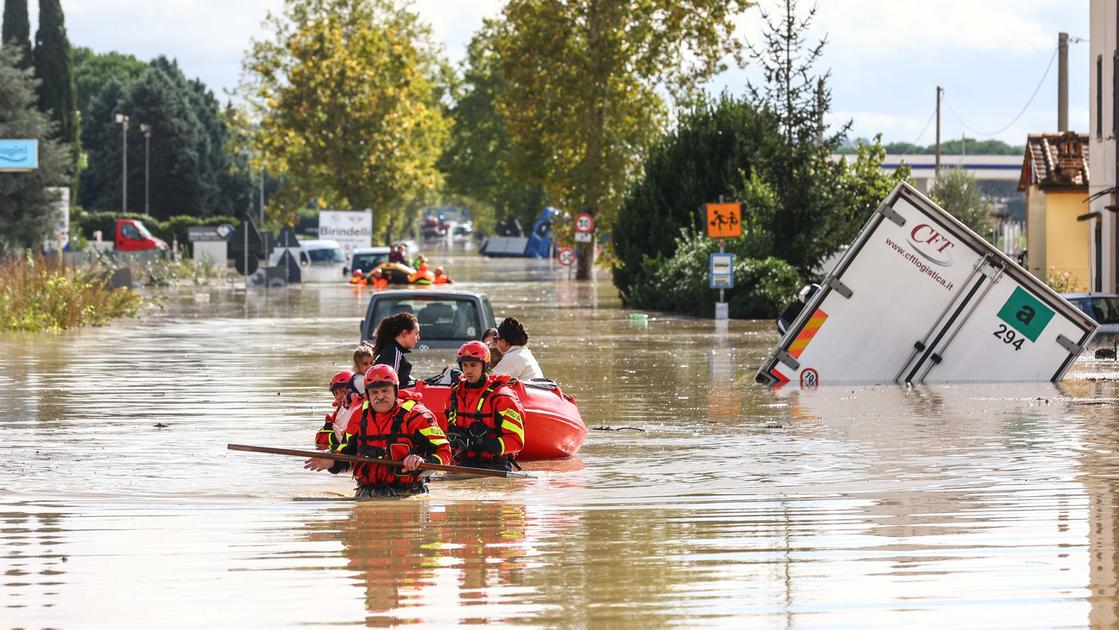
[996,287,1054,342]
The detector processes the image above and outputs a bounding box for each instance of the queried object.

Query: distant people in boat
[372,313,420,387]
[446,341,525,471]
[305,365,451,497]
[388,244,407,264]
[482,327,503,369]
[316,370,353,449]
[407,262,434,285]
[412,254,428,269]
[433,266,453,284]
[491,317,544,381]
[369,267,389,288]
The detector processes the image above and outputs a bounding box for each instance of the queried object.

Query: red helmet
[351,269,362,277]
[457,340,490,364]
[435,266,445,275]
[364,364,400,390]
[330,370,353,390]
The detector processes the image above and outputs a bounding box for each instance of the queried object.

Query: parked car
[361,289,497,350]
[346,246,391,277]
[269,239,346,283]
[1063,292,1119,334]
[114,218,168,252]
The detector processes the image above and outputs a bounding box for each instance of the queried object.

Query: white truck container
[755,182,1098,386]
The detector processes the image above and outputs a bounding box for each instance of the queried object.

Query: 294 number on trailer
[992,324,1026,351]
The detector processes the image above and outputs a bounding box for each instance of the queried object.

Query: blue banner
[0,139,39,171]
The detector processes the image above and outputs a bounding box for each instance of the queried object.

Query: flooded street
[3,254,1119,628]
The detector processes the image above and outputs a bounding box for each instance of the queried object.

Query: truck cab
[115,219,168,252]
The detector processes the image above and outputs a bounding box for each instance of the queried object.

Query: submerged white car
[269,239,346,283]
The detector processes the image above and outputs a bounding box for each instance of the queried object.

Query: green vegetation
[33,0,78,172]
[0,44,72,253]
[243,0,450,237]
[0,254,143,331]
[1,0,30,67]
[71,47,146,114]
[71,211,238,246]
[930,167,992,236]
[838,138,1024,156]
[494,0,750,278]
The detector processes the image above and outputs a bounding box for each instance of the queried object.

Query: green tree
[613,94,780,299]
[79,58,251,218]
[930,167,992,236]
[243,0,450,236]
[439,20,547,230]
[0,45,71,251]
[1,0,29,67]
[72,46,147,115]
[33,0,78,168]
[496,0,750,279]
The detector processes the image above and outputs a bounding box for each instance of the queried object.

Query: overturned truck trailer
[756,182,1099,386]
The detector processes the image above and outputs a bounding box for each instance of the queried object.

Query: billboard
[0,139,38,171]
[318,210,372,261]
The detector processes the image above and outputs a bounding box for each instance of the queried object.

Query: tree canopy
[33,0,78,169]
[72,47,147,115]
[1,0,30,68]
[495,0,750,278]
[243,0,450,236]
[930,167,992,236]
[0,45,71,252]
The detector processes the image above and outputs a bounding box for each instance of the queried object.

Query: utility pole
[935,86,943,176]
[115,113,129,212]
[1058,32,1069,132]
[140,124,152,215]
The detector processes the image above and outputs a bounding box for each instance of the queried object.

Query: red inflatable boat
[406,379,586,460]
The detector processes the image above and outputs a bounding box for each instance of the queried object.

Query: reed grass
[0,253,144,332]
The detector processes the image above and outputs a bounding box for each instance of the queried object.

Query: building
[1018,132,1091,288]
[1090,0,1119,293]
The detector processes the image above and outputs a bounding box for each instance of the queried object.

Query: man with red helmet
[306,364,451,497]
[445,340,525,471]
[316,370,353,449]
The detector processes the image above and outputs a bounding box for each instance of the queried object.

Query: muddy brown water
[2,254,1119,628]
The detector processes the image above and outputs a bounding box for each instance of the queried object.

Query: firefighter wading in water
[305,365,451,497]
[446,341,526,471]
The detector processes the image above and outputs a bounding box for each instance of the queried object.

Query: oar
[227,443,532,479]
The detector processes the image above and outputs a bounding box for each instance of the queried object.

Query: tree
[495,0,750,279]
[242,0,450,235]
[930,167,992,236]
[439,20,547,230]
[1,0,30,68]
[0,45,71,252]
[79,58,251,218]
[72,47,147,115]
[613,94,780,298]
[33,0,78,168]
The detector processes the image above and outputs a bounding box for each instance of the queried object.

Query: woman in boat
[491,317,544,381]
[446,341,525,471]
[371,312,420,387]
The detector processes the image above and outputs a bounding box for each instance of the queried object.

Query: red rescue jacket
[332,392,451,490]
[315,406,339,449]
[446,374,525,465]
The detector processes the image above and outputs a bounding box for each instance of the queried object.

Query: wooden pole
[227,443,532,479]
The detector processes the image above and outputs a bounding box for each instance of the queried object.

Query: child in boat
[316,370,352,449]
[482,328,503,370]
[353,344,374,375]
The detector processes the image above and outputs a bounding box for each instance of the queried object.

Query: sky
[37,0,1090,147]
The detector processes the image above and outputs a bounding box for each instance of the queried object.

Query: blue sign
[710,252,734,289]
[0,139,38,171]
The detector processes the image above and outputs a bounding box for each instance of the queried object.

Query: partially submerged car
[1063,292,1119,335]
[346,246,390,277]
[361,289,497,350]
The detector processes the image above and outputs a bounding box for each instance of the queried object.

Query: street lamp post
[114,113,130,212]
[140,124,152,216]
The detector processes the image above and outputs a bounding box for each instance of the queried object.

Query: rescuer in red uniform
[306,364,451,497]
[315,370,353,449]
[445,341,525,471]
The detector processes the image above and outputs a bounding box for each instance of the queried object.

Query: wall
[1045,190,1092,289]
[1090,0,1118,292]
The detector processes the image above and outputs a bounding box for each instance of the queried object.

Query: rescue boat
[406,378,586,460]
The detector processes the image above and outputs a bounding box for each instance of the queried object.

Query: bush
[71,211,238,246]
[627,230,801,319]
[0,253,144,331]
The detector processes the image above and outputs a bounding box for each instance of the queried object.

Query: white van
[269,239,346,283]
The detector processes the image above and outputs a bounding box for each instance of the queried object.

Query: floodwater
[2,254,1119,628]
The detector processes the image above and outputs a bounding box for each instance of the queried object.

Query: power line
[912,107,937,146]
[943,45,1059,137]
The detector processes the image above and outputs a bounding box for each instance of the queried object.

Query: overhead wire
[943,45,1059,137]
[911,107,937,146]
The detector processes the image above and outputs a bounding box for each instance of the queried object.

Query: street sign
[557,247,576,266]
[710,253,734,289]
[574,231,592,243]
[574,212,595,234]
[0,139,38,172]
[705,202,742,239]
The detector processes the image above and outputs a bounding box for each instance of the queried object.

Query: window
[307,247,344,263]
[121,224,141,239]
[351,253,387,272]
[373,298,481,340]
[1097,54,1103,139]
[1090,297,1119,324]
